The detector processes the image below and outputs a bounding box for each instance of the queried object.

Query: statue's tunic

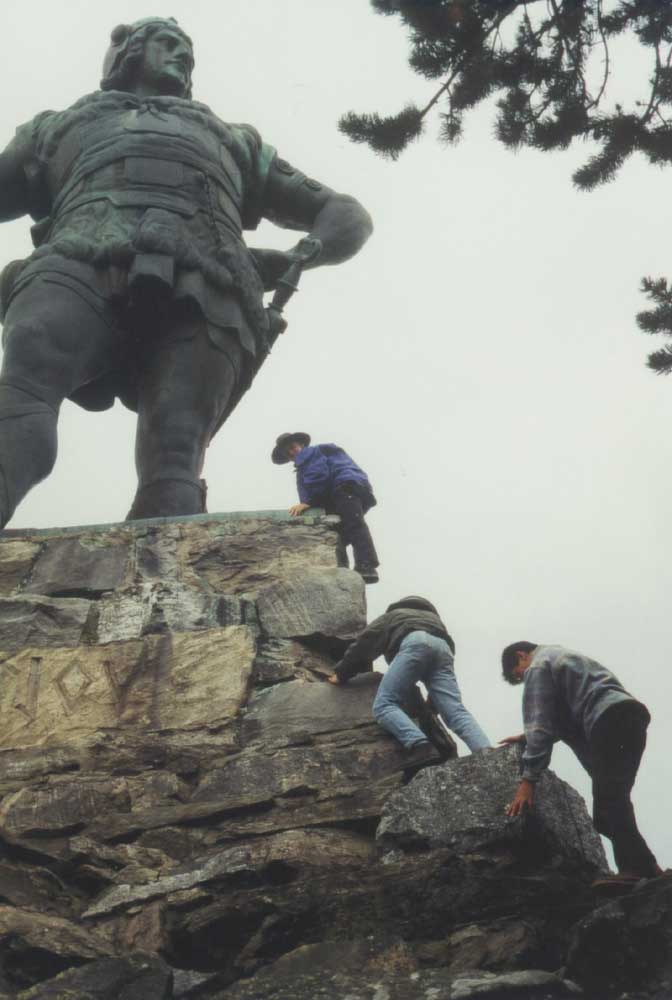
[1,91,277,418]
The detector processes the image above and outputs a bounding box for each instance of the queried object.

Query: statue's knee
[37,423,58,477]
[0,384,58,522]
[1,317,69,395]
[2,316,50,364]
[0,400,58,481]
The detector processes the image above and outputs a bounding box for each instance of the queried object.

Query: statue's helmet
[101,17,194,97]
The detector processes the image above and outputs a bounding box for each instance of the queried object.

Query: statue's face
[136,27,193,96]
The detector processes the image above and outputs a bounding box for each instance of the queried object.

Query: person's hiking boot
[414,699,458,761]
[401,739,441,778]
[355,564,379,584]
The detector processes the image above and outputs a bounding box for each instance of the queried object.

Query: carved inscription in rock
[0,626,255,749]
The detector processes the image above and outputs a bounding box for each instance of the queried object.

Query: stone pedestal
[0,513,621,1000]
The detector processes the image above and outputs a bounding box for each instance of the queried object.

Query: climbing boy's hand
[289,503,310,517]
[498,734,526,746]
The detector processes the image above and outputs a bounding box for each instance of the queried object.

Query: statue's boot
[126,477,208,521]
[0,380,59,528]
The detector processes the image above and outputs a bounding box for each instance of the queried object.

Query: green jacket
[334,598,454,683]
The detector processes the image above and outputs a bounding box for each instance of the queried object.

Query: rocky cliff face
[0,513,669,1000]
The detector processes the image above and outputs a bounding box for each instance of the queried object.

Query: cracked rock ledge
[0,511,669,999]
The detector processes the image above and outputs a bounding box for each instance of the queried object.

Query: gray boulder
[377,744,607,872]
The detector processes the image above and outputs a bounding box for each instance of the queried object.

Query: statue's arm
[0,134,31,222]
[261,159,373,267]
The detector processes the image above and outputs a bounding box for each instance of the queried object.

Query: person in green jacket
[329,596,490,754]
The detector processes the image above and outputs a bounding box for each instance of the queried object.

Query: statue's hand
[250,239,323,291]
[250,248,295,291]
[288,236,322,266]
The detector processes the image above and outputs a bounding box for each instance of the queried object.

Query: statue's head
[101,17,194,98]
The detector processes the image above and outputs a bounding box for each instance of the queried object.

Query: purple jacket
[294,444,372,506]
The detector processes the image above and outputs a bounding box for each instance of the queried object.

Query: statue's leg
[0,278,121,527]
[128,303,244,519]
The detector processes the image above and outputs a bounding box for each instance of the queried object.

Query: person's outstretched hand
[498,734,525,746]
[327,673,341,685]
[288,503,310,517]
[506,778,534,817]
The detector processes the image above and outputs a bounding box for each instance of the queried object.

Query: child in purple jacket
[272,431,379,583]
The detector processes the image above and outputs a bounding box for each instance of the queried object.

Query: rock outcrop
[0,512,668,999]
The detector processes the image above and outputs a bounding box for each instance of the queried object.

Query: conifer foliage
[340,1,672,369]
[638,278,672,375]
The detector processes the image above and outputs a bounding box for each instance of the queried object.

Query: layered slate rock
[255,567,365,641]
[0,539,40,595]
[0,595,91,651]
[17,954,173,999]
[25,533,131,597]
[0,513,388,993]
[0,512,664,999]
[207,942,583,1000]
[567,871,672,996]
[241,672,381,747]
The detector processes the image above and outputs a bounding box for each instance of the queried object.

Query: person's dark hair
[101,22,194,98]
[501,641,537,684]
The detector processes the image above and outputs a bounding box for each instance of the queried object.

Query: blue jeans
[372,631,491,752]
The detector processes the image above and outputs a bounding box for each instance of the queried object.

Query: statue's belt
[51,187,244,243]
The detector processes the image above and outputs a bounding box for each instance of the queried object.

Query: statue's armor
[7,91,277,357]
[0,91,282,418]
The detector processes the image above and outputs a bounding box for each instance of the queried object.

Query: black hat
[271,431,311,465]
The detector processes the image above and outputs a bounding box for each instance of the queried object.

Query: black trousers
[325,482,379,569]
[589,700,658,877]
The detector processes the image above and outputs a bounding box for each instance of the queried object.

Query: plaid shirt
[521,644,635,781]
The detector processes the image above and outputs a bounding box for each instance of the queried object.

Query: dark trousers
[326,482,379,570]
[589,700,658,877]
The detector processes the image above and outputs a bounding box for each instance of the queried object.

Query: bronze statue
[0,18,372,524]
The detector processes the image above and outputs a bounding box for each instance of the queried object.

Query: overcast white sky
[1,1,670,869]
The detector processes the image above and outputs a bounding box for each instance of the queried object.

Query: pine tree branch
[592,0,610,110]
[548,0,590,105]
[342,0,672,378]
[417,3,520,120]
[640,42,662,125]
